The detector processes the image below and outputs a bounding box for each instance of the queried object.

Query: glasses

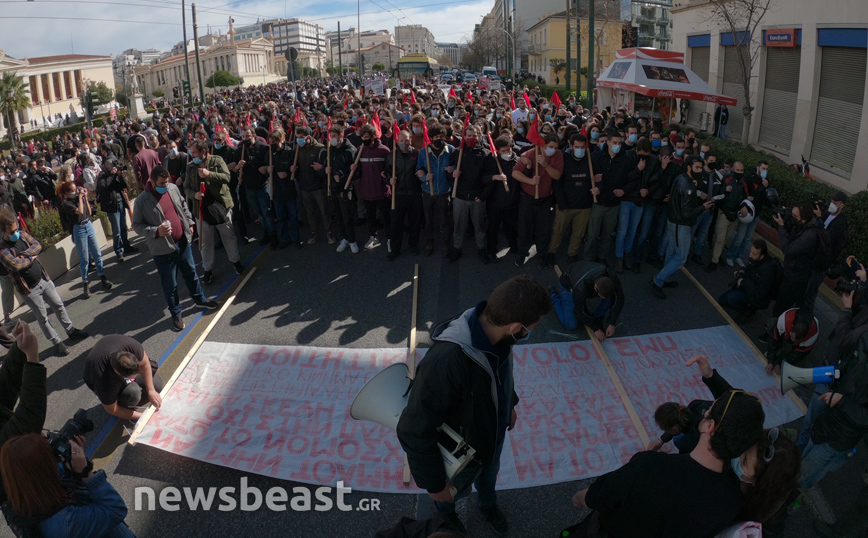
[763,428,779,462]
[709,390,759,433]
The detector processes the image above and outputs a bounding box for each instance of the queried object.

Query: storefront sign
[766,29,796,47]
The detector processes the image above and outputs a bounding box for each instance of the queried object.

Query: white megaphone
[781,361,840,394]
[350,363,477,492]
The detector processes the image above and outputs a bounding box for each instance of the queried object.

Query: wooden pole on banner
[587,148,598,204]
[391,139,397,211]
[128,267,258,446]
[554,265,651,447]
[344,146,364,191]
[403,263,420,485]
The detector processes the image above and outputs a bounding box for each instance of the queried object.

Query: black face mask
[446,129,453,138]
[432,139,445,149]
[362,138,373,146]
[244,139,253,146]
[271,143,280,152]
[733,172,744,180]
[708,162,719,170]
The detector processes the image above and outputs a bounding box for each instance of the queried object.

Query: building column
[71,70,80,99]
[34,76,43,106]
[46,73,55,103]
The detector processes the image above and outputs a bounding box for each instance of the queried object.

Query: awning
[596,47,737,106]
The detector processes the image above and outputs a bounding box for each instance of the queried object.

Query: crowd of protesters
[0,74,865,538]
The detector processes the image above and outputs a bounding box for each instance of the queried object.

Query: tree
[114,83,128,107]
[205,70,240,88]
[78,80,114,111]
[436,54,454,68]
[371,62,386,72]
[551,58,567,80]
[709,0,773,146]
[0,71,31,146]
[152,88,165,98]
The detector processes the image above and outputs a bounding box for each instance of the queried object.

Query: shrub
[24,209,65,250]
[701,134,868,262]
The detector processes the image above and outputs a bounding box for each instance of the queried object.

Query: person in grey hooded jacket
[396,275,551,536]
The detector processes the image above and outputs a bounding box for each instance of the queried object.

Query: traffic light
[182,79,191,98]
[85,90,100,117]
[173,86,179,99]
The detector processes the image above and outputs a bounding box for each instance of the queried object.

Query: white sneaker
[349,242,360,254]
[735,258,745,268]
[336,239,349,253]
[725,258,734,267]
[364,235,380,249]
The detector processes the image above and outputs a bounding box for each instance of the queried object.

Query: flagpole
[391,133,397,211]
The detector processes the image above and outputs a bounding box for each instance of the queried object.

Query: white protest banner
[479,76,491,91]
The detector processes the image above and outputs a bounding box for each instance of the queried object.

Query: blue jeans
[796,385,829,453]
[72,221,104,283]
[718,289,750,311]
[615,201,644,257]
[634,201,669,263]
[727,217,758,262]
[552,281,578,330]
[273,197,300,245]
[247,187,275,238]
[654,221,691,287]
[692,210,713,255]
[799,438,852,489]
[151,237,207,318]
[106,211,131,255]
[435,431,505,514]
[718,123,727,140]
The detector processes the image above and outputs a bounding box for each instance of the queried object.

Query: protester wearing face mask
[291,126,333,246]
[706,161,747,272]
[582,130,629,264]
[415,124,454,257]
[768,202,827,319]
[397,276,551,537]
[482,136,520,261]
[727,160,770,267]
[409,115,427,150]
[268,129,302,251]
[551,260,624,340]
[623,126,639,151]
[351,124,392,251]
[446,125,493,264]
[547,133,594,264]
[238,125,277,248]
[813,191,849,274]
[615,139,661,273]
[57,181,113,300]
[132,166,217,332]
[382,130,423,261]
[96,160,137,264]
[687,151,725,267]
[162,140,188,187]
[325,124,360,254]
[213,131,252,244]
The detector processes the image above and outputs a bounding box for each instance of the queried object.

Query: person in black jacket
[238,125,276,247]
[583,130,632,263]
[651,156,715,298]
[706,161,744,272]
[814,191,849,267]
[384,130,422,260]
[0,321,46,451]
[268,129,301,250]
[615,139,660,273]
[718,238,781,322]
[396,276,551,536]
[771,202,822,317]
[447,124,495,263]
[327,124,360,254]
[484,136,520,260]
[727,161,769,266]
[96,160,137,262]
[551,260,624,340]
[548,133,593,263]
[212,131,251,244]
[25,158,57,210]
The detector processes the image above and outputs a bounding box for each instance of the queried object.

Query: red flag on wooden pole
[409,90,417,104]
[371,113,382,139]
[550,91,562,110]
[510,95,516,110]
[449,86,458,98]
[526,116,545,147]
[522,92,531,108]
[421,119,431,147]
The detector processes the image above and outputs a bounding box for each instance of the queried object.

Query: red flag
[326,118,332,141]
[343,94,348,108]
[550,91,562,110]
[371,113,382,139]
[409,90,417,104]
[402,91,407,104]
[526,116,545,147]
[214,123,225,134]
[522,92,531,108]
[510,95,516,111]
[422,119,431,146]
[467,93,473,106]
[448,86,457,98]
[487,132,496,154]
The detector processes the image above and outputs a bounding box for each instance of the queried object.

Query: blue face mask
[760,170,768,179]
[628,134,638,143]
[573,148,586,159]
[528,114,536,120]
[590,131,599,140]
[404,114,411,121]
[517,127,525,135]
[700,152,706,159]
[214,143,223,150]
[170,148,178,157]
[651,139,661,149]
[546,115,552,121]
[297,138,307,147]
[318,121,326,128]
[191,157,202,165]
[676,149,684,156]
[7,231,20,243]
[730,458,754,484]
[512,325,532,343]
[155,185,168,194]
[610,144,621,154]
[351,116,357,123]
[557,133,564,140]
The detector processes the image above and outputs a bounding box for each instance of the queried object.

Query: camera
[807,190,824,207]
[45,409,93,461]
[115,164,128,173]
[835,279,863,294]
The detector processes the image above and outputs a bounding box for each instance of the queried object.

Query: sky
[0,0,491,60]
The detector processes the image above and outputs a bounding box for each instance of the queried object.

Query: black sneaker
[441,512,467,535]
[117,252,125,263]
[704,262,718,273]
[198,300,219,310]
[691,253,703,265]
[68,328,89,340]
[482,505,509,536]
[758,332,770,344]
[172,316,186,332]
[650,281,667,299]
[100,276,113,290]
[201,271,213,285]
[233,262,245,275]
[54,342,69,356]
[514,255,526,267]
[82,283,90,299]
[409,245,420,256]
[124,244,140,253]
[538,253,553,269]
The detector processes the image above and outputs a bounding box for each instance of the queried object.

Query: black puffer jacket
[326,139,357,194]
[779,221,822,282]
[811,332,868,451]
[667,172,706,226]
[384,147,422,196]
[739,254,781,310]
[96,169,128,214]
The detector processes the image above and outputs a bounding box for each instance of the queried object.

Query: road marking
[679,266,807,413]
[554,265,651,448]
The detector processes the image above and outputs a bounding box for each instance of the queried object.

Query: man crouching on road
[397,276,552,536]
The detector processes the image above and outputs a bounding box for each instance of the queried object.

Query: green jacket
[184,154,233,217]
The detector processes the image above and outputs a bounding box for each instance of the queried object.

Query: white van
[481,66,498,78]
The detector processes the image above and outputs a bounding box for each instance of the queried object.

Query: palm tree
[0,71,32,147]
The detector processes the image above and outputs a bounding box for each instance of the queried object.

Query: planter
[11,219,110,312]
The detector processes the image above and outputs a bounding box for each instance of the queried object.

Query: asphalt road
[8,216,866,538]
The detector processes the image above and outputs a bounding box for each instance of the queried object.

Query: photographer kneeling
[0,433,135,537]
[718,238,781,322]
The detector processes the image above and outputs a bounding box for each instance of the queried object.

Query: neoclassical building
[134,37,280,98]
[0,50,114,137]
